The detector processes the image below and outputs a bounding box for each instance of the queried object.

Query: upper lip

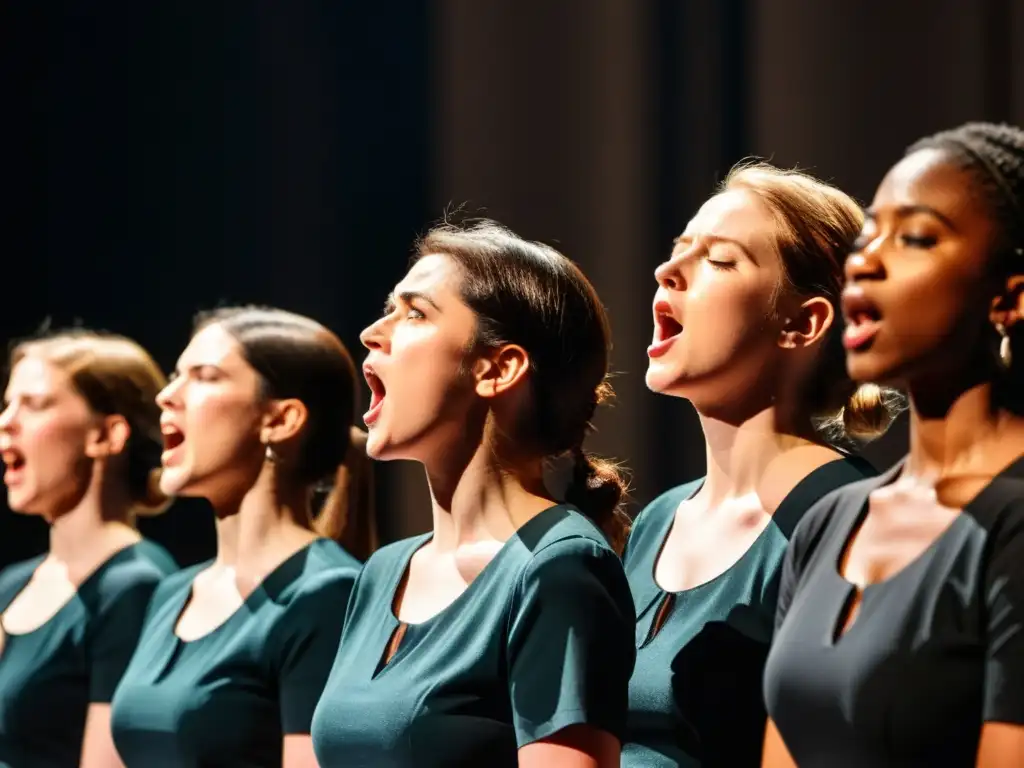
[840,286,882,323]
[363,361,386,395]
[652,299,683,341]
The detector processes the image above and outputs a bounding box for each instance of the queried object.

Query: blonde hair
[11,330,171,515]
[722,162,904,443]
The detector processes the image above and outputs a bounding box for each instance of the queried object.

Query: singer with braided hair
[311,219,635,768]
[763,122,1024,767]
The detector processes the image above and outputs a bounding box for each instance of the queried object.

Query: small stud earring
[996,323,1013,369]
[264,443,278,463]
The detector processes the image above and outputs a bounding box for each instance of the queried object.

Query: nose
[844,236,885,284]
[655,257,686,292]
[360,316,389,352]
[155,376,183,410]
[0,402,16,433]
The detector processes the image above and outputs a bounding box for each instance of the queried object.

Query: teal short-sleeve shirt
[110,538,359,767]
[622,458,875,767]
[310,505,636,768]
[0,539,177,768]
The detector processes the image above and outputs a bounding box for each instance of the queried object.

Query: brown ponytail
[315,426,378,562]
[563,447,631,555]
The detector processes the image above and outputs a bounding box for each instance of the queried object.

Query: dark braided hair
[907,122,1024,262]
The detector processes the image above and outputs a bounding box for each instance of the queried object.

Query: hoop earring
[996,322,1013,369]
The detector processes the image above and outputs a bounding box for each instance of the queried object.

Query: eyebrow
[388,290,441,312]
[863,204,957,231]
[674,233,760,266]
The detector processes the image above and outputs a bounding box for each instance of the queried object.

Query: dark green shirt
[310,505,636,768]
[0,539,177,768]
[622,458,875,767]
[110,538,359,768]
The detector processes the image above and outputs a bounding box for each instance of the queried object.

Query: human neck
[698,405,825,507]
[211,469,316,575]
[423,437,553,552]
[48,479,139,572]
[905,378,1024,481]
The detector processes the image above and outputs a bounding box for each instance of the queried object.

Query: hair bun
[842,383,904,443]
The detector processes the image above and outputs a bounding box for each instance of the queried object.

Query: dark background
[1,0,1021,568]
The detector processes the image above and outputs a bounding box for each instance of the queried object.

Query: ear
[472,344,531,399]
[84,414,131,459]
[989,274,1024,330]
[259,398,309,445]
[778,296,834,350]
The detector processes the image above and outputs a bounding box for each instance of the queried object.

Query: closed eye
[899,234,937,248]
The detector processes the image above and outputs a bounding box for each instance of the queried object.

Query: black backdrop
[2,0,1022,568]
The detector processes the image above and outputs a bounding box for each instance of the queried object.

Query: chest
[0,614,87,757]
[653,499,772,593]
[313,566,517,767]
[765,513,988,764]
[841,487,962,589]
[173,572,246,642]
[111,596,285,764]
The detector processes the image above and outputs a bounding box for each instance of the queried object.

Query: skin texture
[157,323,268,505]
[842,147,1001,390]
[646,189,789,411]
[359,253,621,767]
[359,254,481,462]
[0,357,102,517]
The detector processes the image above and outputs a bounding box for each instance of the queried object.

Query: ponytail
[315,426,378,562]
[563,447,631,555]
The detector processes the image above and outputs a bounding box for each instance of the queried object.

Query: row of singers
[0,119,1022,768]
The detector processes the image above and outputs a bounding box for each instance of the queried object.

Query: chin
[158,468,190,497]
[845,350,899,388]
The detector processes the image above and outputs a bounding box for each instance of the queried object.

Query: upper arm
[282,733,322,768]
[507,539,635,749]
[277,570,356,734]
[518,724,619,768]
[79,703,125,768]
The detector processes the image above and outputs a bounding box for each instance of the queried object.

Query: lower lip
[843,321,880,351]
[161,444,185,466]
[4,467,24,486]
[647,334,681,358]
[364,397,385,427]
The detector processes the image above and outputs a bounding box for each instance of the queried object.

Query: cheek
[692,275,775,335]
[24,417,88,469]
[183,392,261,466]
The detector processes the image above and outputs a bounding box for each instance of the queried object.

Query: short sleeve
[87,576,161,702]
[278,569,357,734]
[983,509,1024,723]
[506,538,635,747]
[773,493,842,633]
